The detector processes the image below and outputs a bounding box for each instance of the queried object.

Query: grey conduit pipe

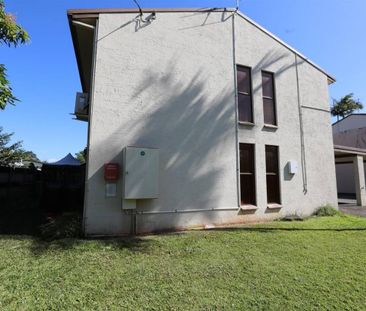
[127,207,240,216]
[295,54,308,194]
[232,12,241,207]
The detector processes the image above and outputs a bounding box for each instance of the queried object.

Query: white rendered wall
[86,11,237,235]
[234,15,337,218]
[84,11,337,235]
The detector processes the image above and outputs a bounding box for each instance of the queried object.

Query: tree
[0,126,22,165]
[0,127,39,166]
[19,150,39,162]
[75,148,87,164]
[0,0,29,109]
[331,93,363,120]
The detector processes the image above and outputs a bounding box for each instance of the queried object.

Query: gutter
[334,145,366,156]
[68,7,336,86]
[67,7,237,15]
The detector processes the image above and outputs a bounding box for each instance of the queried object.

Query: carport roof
[334,145,366,163]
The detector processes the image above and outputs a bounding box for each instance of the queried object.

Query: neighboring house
[13,159,43,170]
[333,114,366,204]
[68,7,338,236]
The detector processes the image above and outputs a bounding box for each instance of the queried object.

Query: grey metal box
[123,146,159,199]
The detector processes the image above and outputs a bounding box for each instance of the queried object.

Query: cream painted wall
[234,15,337,218]
[83,11,337,236]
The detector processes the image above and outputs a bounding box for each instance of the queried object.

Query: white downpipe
[232,13,241,207]
[295,54,308,194]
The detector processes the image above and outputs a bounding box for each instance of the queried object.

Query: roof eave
[67,7,236,16]
[235,11,336,84]
[67,7,336,85]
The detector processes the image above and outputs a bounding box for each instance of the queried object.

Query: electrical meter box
[122,146,159,199]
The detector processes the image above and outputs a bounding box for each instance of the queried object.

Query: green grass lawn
[1,215,366,310]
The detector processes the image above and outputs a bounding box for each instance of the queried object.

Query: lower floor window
[239,143,256,205]
[265,145,281,204]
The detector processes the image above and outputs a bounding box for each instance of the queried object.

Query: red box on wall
[104,163,120,181]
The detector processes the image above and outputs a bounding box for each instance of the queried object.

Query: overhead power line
[133,0,143,16]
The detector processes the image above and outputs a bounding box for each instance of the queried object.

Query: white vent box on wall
[288,160,298,175]
[122,146,159,199]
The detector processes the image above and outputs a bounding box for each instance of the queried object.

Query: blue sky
[1,0,365,161]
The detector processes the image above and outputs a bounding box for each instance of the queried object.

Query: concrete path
[339,205,366,217]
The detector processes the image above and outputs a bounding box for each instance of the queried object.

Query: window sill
[240,204,258,211]
[267,203,282,209]
[238,121,255,127]
[263,124,278,129]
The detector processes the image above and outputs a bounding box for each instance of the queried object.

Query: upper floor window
[237,65,253,123]
[262,71,277,126]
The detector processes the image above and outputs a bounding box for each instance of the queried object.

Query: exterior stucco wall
[298,61,338,210]
[86,12,238,235]
[84,12,337,235]
[234,16,337,217]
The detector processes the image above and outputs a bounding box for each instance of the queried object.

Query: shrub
[281,214,305,221]
[39,213,82,240]
[313,204,340,217]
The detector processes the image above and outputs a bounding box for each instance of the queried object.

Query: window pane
[240,144,254,173]
[262,72,273,98]
[265,145,278,173]
[237,66,250,94]
[263,98,276,125]
[241,174,256,205]
[262,72,277,126]
[238,94,252,123]
[266,175,280,204]
[265,145,280,204]
[240,144,256,205]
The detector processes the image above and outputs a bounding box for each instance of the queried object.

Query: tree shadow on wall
[90,60,238,232]
[251,50,305,95]
[89,37,306,233]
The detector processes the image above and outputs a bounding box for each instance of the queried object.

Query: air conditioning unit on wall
[74,92,89,120]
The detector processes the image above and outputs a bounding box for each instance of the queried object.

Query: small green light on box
[140,151,145,156]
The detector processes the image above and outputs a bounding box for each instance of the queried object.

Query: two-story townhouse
[68,7,337,236]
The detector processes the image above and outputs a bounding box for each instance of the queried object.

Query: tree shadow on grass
[28,236,158,257]
[205,226,366,233]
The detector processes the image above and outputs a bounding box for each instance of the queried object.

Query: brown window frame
[261,71,277,126]
[265,145,281,205]
[239,143,256,206]
[236,65,254,124]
